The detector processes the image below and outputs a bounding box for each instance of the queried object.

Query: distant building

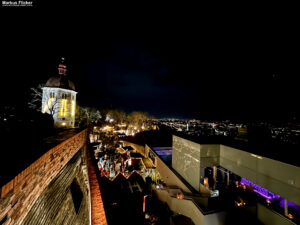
[42,58,77,127]
[140,132,300,225]
[171,135,300,225]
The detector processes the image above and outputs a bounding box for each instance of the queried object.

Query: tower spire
[58,57,67,75]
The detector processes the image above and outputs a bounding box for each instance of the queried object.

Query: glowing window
[60,99,67,117]
[71,99,75,117]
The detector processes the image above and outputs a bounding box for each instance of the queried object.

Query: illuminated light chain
[71,100,75,117]
[64,99,67,116]
[60,99,68,116]
[43,98,54,113]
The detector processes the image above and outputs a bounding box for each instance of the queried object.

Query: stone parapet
[0,129,87,225]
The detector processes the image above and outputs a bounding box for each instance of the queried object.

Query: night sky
[1,5,299,121]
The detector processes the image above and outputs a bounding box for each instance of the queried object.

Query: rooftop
[45,76,76,91]
[174,132,300,167]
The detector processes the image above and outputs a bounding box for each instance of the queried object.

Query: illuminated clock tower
[42,58,77,127]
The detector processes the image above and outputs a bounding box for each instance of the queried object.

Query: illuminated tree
[105,109,127,124]
[76,106,101,127]
[127,111,153,129]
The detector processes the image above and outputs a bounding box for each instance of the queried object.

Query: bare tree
[28,84,43,112]
[28,84,60,116]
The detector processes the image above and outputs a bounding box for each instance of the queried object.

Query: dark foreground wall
[21,147,90,225]
[0,130,90,225]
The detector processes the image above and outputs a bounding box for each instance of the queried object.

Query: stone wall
[21,148,90,225]
[0,130,89,225]
[86,147,107,225]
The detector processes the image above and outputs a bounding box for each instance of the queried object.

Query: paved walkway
[87,147,108,225]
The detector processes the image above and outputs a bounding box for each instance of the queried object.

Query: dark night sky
[1,4,299,121]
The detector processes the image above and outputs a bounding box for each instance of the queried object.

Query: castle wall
[21,148,90,225]
[0,130,88,225]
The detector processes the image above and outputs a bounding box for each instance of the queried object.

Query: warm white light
[60,99,67,116]
[251,154,263,159]
[71,99,75,117]
[62,122,66,126]
[43,97,54,113]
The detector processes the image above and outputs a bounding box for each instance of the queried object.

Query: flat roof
[173,133,300,167]
[122,129,300,167]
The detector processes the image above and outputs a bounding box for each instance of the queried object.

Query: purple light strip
[253,189,272,200]
[240,178,300,213]
[240,177,280,200]
[155,150,172,156]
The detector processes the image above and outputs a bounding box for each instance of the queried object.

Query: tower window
[60,93,68,117]
[70,179,83,214]
[60,98,68,117]
[61,93,67,99]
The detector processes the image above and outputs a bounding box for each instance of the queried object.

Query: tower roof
[44,58,76,91]
[45,76,76,91]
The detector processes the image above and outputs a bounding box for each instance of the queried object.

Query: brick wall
[0,129,87,225]
[86,146,107,225]
[21,148,90,225]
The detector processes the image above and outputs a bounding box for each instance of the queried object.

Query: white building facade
[42,58,77,127]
